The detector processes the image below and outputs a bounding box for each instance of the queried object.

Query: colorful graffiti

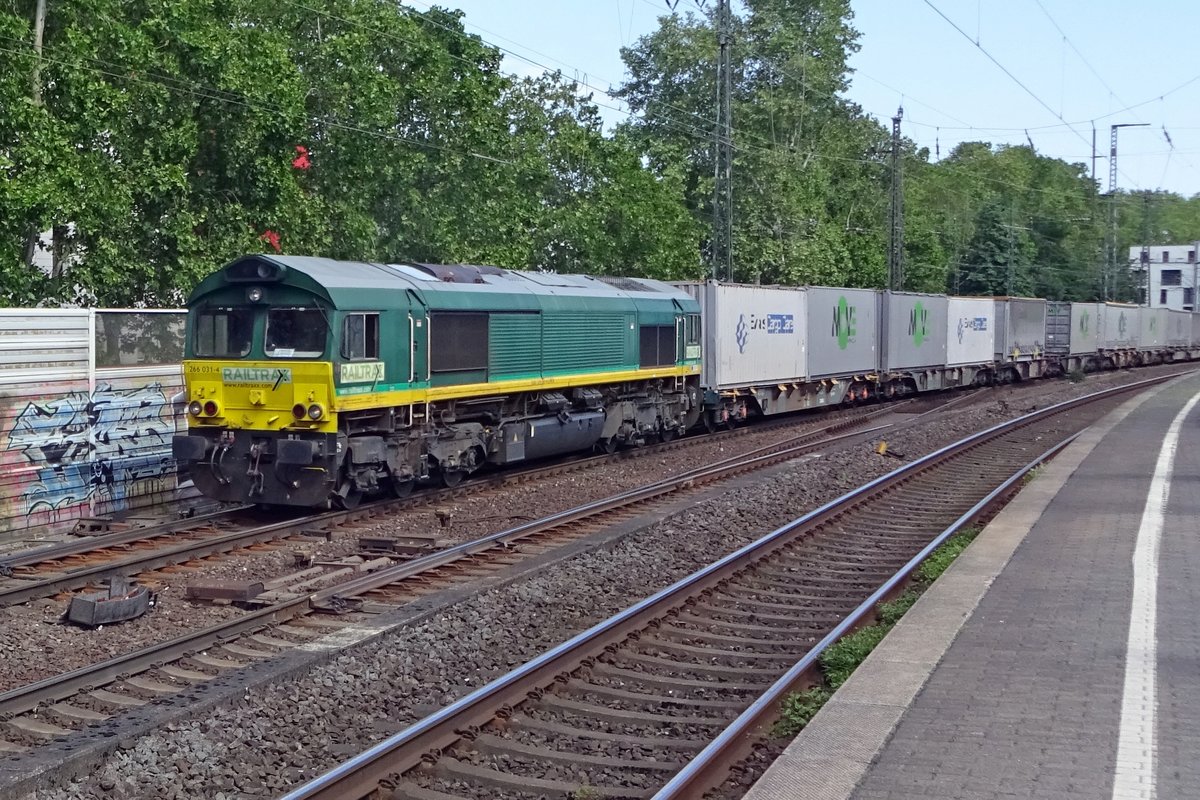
[4,383,179,519]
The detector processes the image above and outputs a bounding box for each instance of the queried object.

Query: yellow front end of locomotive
[183,360,338,433]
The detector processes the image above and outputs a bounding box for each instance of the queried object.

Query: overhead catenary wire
[919,0,1142,190]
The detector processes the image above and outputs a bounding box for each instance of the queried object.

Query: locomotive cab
[172,257,401,507]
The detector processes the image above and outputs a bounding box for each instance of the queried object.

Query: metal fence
[0,308,190,543]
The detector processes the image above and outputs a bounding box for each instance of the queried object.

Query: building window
[1141,250,1150,264]
[1163,251,1170,263]
[1186,288,1195,306]
[1190,250,1196,263]
[1162,269,1182,286]
[1160,289,1168,305]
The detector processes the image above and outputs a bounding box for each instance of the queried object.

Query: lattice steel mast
[888,107,905,292]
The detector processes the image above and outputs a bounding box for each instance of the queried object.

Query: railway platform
[743,369,1200,800]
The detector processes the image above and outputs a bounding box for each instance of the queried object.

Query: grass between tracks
[772,525,982,738]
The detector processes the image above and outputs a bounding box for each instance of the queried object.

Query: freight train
[172,254,1199,509]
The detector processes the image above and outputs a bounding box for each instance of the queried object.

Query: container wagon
[994,297,1048,380]
[879,292,949,395]
[946,296,995,386]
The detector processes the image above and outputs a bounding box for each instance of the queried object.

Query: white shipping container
[677,282,808,389]
[1165,309,1190,347]
[1069,302,1101,355]
[1098,303,1139,349]
[1140,307,1165,349]
[946,297,995,366]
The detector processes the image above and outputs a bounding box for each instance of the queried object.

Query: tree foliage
[2,0,1198,307]
[0,0,698,306]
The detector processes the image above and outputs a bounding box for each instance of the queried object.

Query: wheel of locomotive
[660,426,678,443]
[333,474,362,510]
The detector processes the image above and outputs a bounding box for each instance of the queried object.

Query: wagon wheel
[599,437,619,454]
[441,469,466,488]
[660,426,678,443]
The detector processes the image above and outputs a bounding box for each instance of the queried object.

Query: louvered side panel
[489,314,542,379]
[542,313,631,373]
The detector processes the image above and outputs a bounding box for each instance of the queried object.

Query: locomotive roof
[192,254,696,309]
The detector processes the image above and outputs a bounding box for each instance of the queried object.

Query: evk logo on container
[955,316,988,344]
[735,313,794,354]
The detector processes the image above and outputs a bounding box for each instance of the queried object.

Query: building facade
[1128,242,1200,311]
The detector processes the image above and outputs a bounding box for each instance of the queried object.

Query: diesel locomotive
[172,255,703,508]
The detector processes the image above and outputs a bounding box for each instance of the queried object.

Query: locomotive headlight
[247,286,264,303]
[203,400,219,417]
[292,403,307,419]
[188,400,203,417]
[307,403,324,420]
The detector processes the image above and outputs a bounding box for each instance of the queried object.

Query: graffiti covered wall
[0,310,189,542]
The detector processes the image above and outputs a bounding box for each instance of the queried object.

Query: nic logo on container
[908,301,929,347]
[735,312,794,354]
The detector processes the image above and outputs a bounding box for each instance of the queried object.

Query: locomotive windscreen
[195,307,254,357]
[265,308,326,357]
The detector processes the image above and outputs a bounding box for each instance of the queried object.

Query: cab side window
[343,313,380,360]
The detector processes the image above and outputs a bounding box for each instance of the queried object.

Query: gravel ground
[36,367,1171,800]
[0,408,875,691]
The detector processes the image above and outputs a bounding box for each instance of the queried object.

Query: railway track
[0,402,900,609]
[277,374,1166,800]
[0,405,907,751]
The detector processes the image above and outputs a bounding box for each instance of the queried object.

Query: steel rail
[317,422,891,605]
[651,433,1080,798]
[0,411,891,722]
[0,403,892,607]
[0,597,311,719]
[0,506,249,570]
[278,373,1171,800]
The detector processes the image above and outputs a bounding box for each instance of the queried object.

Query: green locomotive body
[172,255,703,508]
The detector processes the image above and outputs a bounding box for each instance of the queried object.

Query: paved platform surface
[743,371,1200,800]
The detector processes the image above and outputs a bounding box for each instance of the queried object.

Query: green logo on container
[908,301,929,347]
[1118,312,1127,336]
[1079,310,1090,335]
[1150,316,1158,332]
[832,296,857,350]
